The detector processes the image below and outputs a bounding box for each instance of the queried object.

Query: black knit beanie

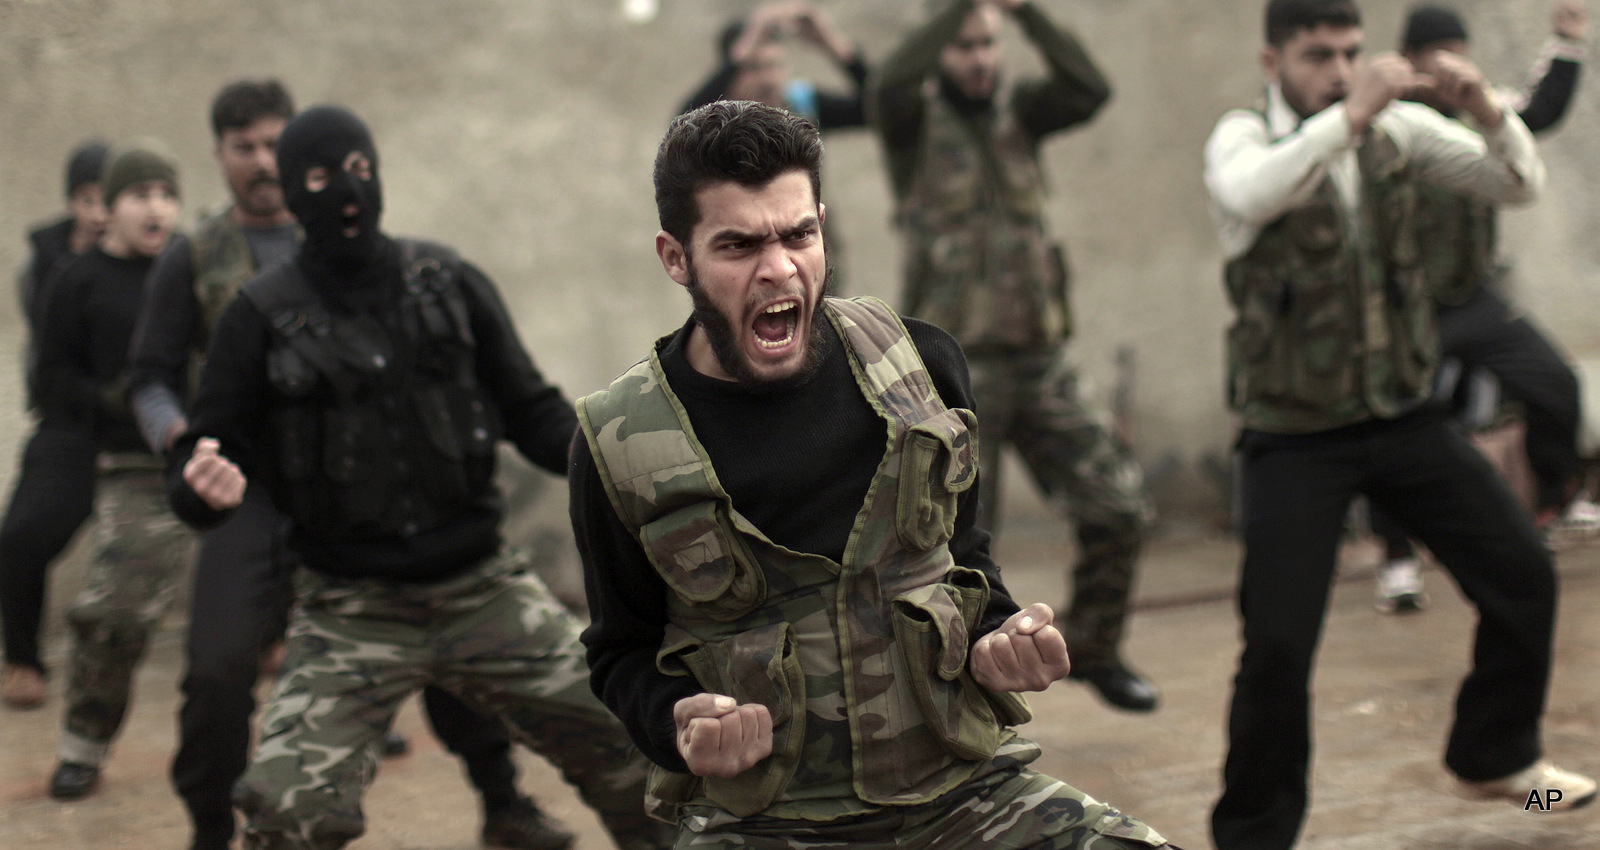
[102,137,181,205]
[1403,5,1469,50]
[64,140,109,198]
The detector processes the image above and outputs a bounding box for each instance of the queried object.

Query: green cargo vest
[1414,183,1497,307]
[242,240,499,541]
[577,296,1031,822]
[1224,118,1437,434]
[189,207,262,347]
[897,81,1070,354]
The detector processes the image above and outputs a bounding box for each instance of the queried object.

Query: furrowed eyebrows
[779,214,821,239]
[709,213,821,245]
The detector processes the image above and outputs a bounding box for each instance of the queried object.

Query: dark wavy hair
[653,100,823,247]
[210,79,295,139]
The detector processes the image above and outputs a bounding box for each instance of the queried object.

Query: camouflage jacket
[895,81,1071,354]
[1225,123,1438,433]
[577,296,1031,821]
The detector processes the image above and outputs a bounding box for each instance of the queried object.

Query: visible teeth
[764,302,793,314]
[756,329,794,349]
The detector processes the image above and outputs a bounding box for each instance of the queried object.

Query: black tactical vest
[241,240,500,541]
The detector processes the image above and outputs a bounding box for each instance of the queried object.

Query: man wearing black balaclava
[165,105,672,850]
[871,0,1162,715]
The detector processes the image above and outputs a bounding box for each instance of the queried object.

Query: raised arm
[872,0,975,152]
[1007,0,1112,138]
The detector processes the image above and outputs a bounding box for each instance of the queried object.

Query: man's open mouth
[340,205,362,237]
[752,300,799,350]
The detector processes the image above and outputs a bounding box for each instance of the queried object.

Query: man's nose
[755,242,797,282]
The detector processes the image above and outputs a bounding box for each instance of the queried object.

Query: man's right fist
[673,693,773,779]
[184,437,246,511]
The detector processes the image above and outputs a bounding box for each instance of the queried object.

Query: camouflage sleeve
[570,433,701,771]
[904,318,1021,639]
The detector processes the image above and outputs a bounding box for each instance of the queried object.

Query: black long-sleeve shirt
[21,217,75,327]
[166,239,577,581]
[34,246,156,453]
[1506,38,1583,134]
[571,314,1018,771]
[679,53,872,130]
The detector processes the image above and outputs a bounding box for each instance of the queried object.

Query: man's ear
[1260,44,1281,82]
[656,230,691,288]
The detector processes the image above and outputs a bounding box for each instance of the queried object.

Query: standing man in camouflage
[1206,2,1594,848]
[871,0,1158,712]
[168,104,669,850]
[35,138,195,801]
[131,80,576,850]
[573,99,1172,849]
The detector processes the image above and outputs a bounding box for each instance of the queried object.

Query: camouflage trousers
[967,347,1153,669]
[60,462,197,766]
[676,741,1175,849]
[234,548,671,850]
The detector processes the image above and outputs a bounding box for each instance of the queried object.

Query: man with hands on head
[573,99,1172,849]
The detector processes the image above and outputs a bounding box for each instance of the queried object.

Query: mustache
[246,173,280,191]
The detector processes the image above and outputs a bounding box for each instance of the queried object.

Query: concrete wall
[3,0,1595,521]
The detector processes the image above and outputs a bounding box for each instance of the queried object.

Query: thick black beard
[687,263,833,394]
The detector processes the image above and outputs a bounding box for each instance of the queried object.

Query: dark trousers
[1211,411,1555,850]
[0,420,96,672]
[171,485,522,849]
[1437,287,1581,512]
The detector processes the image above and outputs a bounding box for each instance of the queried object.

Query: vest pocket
[653,622,807,817]
[891,574,1005,761]
[639,502,765,621]
[1286,267,1356,407]
[896,408,978,551]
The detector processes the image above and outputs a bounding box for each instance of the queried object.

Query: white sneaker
[1455,760,1597,811]
[1375,557,1428,614]
[1557,497,1600,534]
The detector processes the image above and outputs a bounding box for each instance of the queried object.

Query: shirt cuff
[1552,35,1587,61]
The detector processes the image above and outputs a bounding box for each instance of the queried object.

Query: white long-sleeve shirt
[1204,84,1545,260]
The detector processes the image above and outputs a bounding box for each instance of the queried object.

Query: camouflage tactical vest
[898,82,1070,354]
[1224,119,1437,433]
[1414,183,1497,307]
[577,296,1031,822]
[242,239,499,542]
[189,207,261,347]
